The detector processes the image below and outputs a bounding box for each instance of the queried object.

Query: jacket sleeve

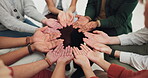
[0,6,37,33]
[100,0,138,28]
[23,0,46,22]
[107,64,148,78]
[85,0,96,20]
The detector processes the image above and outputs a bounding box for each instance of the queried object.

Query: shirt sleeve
[23,0,46,22]
[120,52,148,71]
[0,6,37,33]
[107,64,148,78]
[118,27,148,45]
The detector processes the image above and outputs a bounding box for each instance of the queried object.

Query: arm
[85,0,96,20]
[0,6,37,33]
[107,64,148,78]
[51,62,66,78]
[51,46,73,78]
[119,52,148,70]
[0,37,27,49]
[23,0,46,23]
[67,0,77,13]
[99,0,138,28]
[12,59,49,78]
[45,0,62,14]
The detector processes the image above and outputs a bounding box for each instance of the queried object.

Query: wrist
[41,18,48,24]
[114,50,120,58]
[44,58,52,66]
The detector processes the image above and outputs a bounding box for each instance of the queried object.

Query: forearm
[12,60,49,78]
[108,37,121,45]
[67,6,76,13]
[48,7,62,14]
[51,63,66,78]
[0,47,29,65]
[82,65,96,78]
[0,37,27,49]
[95,58,111,72]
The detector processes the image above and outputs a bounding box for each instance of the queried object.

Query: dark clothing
[85,0,138,36]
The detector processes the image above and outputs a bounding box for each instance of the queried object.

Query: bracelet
[28,44,33,54]
[109,49,116,58]
[44,58,52,66]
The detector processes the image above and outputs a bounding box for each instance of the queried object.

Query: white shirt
[118,27,148,70]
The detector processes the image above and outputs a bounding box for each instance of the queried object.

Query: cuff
[107,64,125,78]
[118,34,130,45]
[120,52,132,64]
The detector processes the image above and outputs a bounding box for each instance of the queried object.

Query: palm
[74,55,90,67]
[33,30,48,42]
[46,50,60,64]
[86,51,101,63]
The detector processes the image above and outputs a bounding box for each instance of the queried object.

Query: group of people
[0,0,148,78]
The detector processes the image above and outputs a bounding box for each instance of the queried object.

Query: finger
[72,47,78,56]
[53,44,63,53]
[83,38,94,48]
[80,44,88,55]
[81,44,92,53]
[84,32,94,38]
[75,15,81,18]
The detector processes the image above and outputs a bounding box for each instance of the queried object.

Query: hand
[42,18,63,29]
[46,44,64,65]
[78,21,98,32]
[31,26,50,43]
[83,39,112,55]
[73,15,90,29]
[31,39,64,53]
[73,47,90,68]
[79,44,103,63]
[57,46,74,65]
[65,11,74,26]
[83,30,110,44]
[0,60,12,78]
[43,27,61,41]
[58,11,67,27]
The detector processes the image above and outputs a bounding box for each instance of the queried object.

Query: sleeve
[85,0,96,20]
[100,0,138,28]
[120,52,148,70]
[0,6,37,33]
[107,64,148,78]
[118,27,148,45]
[90,76,99,78]
[23,0,46,22]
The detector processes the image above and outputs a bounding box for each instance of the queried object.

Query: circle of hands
[31,14,112,66]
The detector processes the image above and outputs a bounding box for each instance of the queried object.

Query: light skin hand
[73,47,90,68]
[83,38,112,55]
[57,46,74,65]
[31,39,64,53]
[46,44,64,65]
[31,26,50,43]
[83,30,110,44]
[43,18,63,29]
[78,21,98,32]
[73,15,90,29]
[43,27,61,41]
[58,11,67,27]
[65,11,74,26]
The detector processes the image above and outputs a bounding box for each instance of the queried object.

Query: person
[0,0,63,37]
[73,0,138,36]
[44,0,77,27]
[82,0,148,71]
[73,44,148,78]
[0,44,73,78]
[0,26,62,66]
